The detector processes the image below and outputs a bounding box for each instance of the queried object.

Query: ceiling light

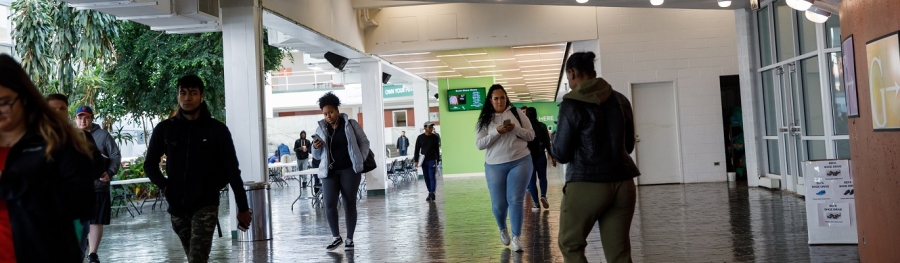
[576,0,588,3]
[436,53,488,58]
[521,68,559,73]
[517,58,563,63]
[650,0,663,5]
[392,60,441,64]
[717,0,731,7]
[406,66,449,70]
[522,73,559,77]
[514,51,565,57]
[805,6,830,23]
[495,77,523,80]
[786,0,813,11]
[468,58,516,63]
[380,52,431,57]
[417,70,457,74]
[452,65,496,70]
[465,75,502,78]
[512,44,566,49]
[480,69,520,73]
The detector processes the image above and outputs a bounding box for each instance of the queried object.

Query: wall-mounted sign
[803,159,857,244]
[866,31,900,130]
[383,84,413,98]
[842,35,859,118]
[429,112,439,122]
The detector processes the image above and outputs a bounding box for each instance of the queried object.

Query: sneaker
[428,192,436,202]
[531,205,540,212]
[425,194,432,202]
[344,239,354,250]
[499,229,510,246]
[88,253,100,263]
[511,236,523,252]
[326,237,343,251]
[540,196,549,209]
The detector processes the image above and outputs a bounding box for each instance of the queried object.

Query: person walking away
[414,122,441,202]
[0,54,96,262]
[74,105,120,263]
[397,131,410,156]
[524,107,556,212]
[552,52,640,263]
[311,92,371,251]
[144,75,252,263]
[475,84,535,252]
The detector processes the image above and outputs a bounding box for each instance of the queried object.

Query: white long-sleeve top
[475,107,536,165]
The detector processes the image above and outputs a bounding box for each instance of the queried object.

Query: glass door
[774,62,804,192]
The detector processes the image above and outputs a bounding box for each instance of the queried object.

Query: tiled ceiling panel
[380,43,566,102]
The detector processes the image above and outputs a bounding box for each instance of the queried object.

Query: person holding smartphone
[475,84,535,253]
[311,92,371,251]
[144,75,252,262]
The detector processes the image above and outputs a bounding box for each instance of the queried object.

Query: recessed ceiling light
[512,44,566,49]
[435,53,488,58]
[717,0,731,7]
[452,65,496,70]
[481,69,520,73]
[393,60,441,64]
[417,70,457,74]
[786,0,813,11]
[517,58,563,63]
[495,77,523,80]
[805,6,831,23]
[521,68,559,73]
[522,72,559,77]
[380,52,431,57]
[406,66,449,70]
[467,58,516,63]
[465,75,502,78]
[576,0,588,3]
[650,0,663,5]
[514,51,565,57]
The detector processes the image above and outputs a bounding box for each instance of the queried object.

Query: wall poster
[866,31,900,130]
[842,35,859,118]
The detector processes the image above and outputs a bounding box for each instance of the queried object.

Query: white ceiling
[379,43,567,103]
[366,0,751,10]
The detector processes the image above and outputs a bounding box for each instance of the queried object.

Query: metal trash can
[727,172,736,182]
[238,182,272,242]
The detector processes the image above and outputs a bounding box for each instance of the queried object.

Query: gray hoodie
[89,123,121,191]
[311,113,371,177]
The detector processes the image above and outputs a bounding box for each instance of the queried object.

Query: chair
[139,185,167,213]
[110,185,140,218]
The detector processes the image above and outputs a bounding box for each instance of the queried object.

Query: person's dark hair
[525,107,542,131]
[46,93,69,106]
[177,75,205,93]
[300,130,306,136]
[0,54,90,159]
[565,51,597,77]
[477,84,511,132]
[318,92,342,110]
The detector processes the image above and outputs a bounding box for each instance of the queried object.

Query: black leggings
[321,168,362,239]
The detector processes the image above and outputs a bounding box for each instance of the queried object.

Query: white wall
[594,7,739,183]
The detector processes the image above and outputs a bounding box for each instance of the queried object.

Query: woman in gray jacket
[311,92,370,251]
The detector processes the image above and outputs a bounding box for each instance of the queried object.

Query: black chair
[110,185,140,218]
[139,185,167,213]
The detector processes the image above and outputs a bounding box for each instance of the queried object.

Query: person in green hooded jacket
[552,52,640,263]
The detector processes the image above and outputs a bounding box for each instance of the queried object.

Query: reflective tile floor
[96,165,859,262]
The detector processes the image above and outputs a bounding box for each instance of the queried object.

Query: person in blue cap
[74,105,120,263]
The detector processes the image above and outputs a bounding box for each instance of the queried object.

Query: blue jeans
[484,155,533,237]
[422,159,437,193]
[527,153,549,204]
[399,149,407,156]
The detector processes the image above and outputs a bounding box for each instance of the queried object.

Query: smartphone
[503,119,511,125]
[238,223,248,232]
[311,134,321,141]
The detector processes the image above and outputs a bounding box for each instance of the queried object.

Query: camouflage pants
[171,206,218,263]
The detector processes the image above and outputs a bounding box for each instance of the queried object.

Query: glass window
[835,139,850,159]
[758,6,774,66]
[825,14,841,49]
[806,140,827,160]
[800,57,824,136]
[0,5,9,44]
[774,0,796,61]
[797,10,817,55]
[0,45,11,56]
[828,52,849,135]
[762,70,778,136]
[767,139,781,175]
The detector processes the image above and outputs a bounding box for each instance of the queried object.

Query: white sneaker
[531,205,540,212]
[511,236,523,252]
[499,229,511,246]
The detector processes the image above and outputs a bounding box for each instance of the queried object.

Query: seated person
[268,154,279,163]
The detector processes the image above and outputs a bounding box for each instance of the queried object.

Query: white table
[110,177,151,185]
[267,162,297,169]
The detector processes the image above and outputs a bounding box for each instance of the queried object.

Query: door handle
[779,127,789,132]
[790,126,801,135]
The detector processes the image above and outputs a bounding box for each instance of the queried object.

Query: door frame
[628,80,686,185]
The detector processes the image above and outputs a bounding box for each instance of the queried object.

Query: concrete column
[360,60,388,195]
[413,80,429,132]
[735,9,762,187]
[221,0,267,234]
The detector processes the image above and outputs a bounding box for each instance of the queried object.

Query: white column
[360,60,388,195]
[221,0,267,235]
[413,80,429,132]
[735,9,762,187]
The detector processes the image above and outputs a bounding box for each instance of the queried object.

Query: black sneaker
[428,192,435,202]
[88,253,100,263]
[326,237,343,251]
[344,239,355,250]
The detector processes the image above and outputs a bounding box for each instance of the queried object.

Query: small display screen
[447,88,485,112]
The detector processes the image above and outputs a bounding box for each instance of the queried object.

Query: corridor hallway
[98,165,858,262]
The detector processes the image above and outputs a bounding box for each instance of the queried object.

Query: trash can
[238,182,272,242]
[727,172,736,182]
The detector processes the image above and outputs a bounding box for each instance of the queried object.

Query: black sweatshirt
[414,133,441,162]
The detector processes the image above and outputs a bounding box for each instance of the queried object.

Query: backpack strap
[509,107,524,127]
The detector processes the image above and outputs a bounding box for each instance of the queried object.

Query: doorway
[720,75,745,181]
[632,81,683,185]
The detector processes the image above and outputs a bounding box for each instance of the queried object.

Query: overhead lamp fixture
[786,0,813,11]
[650,0,663,6]
[576,0,588,3]
[324,52,349,71]
[805,6,830,23]
[717,0,731,7]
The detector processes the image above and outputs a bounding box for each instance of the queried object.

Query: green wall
[438,77,494,175]
[515,102,560,132]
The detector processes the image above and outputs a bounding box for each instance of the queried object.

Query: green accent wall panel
[438,77,494,174]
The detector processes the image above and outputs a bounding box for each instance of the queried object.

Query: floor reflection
[97,164,858,262]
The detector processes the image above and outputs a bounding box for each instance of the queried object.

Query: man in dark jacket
[144,75,252,262]
[413,123,441,201]
[74,105,120,263]
[294,131,312,171]
[552,52,640,263]
[397,131,410,156]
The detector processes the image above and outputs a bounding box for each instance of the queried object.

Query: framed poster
[842,35,859,118]
[865,31,900,130]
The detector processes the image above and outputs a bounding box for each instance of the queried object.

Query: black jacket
[414,133,441,162]
[294,138,312,160]
[527,122,551,160]
[552,78,640,183]
[145,103,250,218]
[0,130,95,262]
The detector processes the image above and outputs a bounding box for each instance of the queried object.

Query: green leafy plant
[110,126,136,146]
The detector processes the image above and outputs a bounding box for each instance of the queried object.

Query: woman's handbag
[362,150,377,173]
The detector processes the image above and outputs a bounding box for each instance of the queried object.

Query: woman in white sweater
[475,84,536,252]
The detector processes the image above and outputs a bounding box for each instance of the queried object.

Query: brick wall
[596,7,739,183]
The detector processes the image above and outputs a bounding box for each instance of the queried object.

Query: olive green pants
[558,180,636,263]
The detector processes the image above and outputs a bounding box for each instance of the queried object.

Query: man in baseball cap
[74,105,120,263]
[414,121,441,201]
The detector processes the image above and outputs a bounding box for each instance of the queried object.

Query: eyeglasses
[0,96,19,114]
